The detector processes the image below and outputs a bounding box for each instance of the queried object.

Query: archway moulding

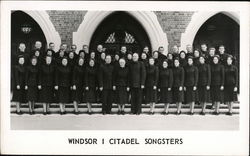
[73,11,169,55]
[180,11,239,51]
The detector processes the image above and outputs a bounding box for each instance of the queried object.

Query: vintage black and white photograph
[1,1,249,155]
[9,9,240,130]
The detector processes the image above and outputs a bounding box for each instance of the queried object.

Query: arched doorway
[11,11,47,53]
[89,11,151,55]
[193,13,239,60]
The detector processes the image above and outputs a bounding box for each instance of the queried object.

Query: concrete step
[11,105,239,115]
[10,103,240,109]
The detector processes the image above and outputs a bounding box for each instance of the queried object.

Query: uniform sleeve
[207,64,211,86]
[234,66,239,87]
[140,62,146,85]
[84,68,89,87]
[14,66,19,86]
[169,69,173,88]
[154,66,159,86]
[55,67,59,86]
[72,66,77,85]
[25,67,29,86]
[194,66,198,86]
[98,65,103,88]
[221,65,225,86]
[180,67,185,86]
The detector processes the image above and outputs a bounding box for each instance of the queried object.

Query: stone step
[11,105,239,115]
[10,103,240,109]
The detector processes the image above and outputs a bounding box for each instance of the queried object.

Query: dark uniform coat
[114,66,129,104]
[145,65,159,103]
[197,63,211,102]
[158,67,173,103]
[224,64,238,102]
[184,65,198,103]
[12,64,27,103]
[85,66,98,103]
[210,63,224,102]
[39,63,55,103]
[25,65,39,101]
[72,65,85,103]
[172,66,184,102]
[55,65,71,103]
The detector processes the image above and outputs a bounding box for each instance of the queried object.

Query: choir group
[11,41,239,115]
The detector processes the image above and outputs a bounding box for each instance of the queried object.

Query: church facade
[11,10,239,58]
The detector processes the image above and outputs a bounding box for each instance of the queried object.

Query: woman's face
[213,57,219,64]
[62,58,68,66]
[127,54,132,60]
[18,58,25,65]
[101,53,106,60]
[194,50,200,58]
[119,59,126,67]
[89,60,95,67]
[90,52,95,59]
[79,52,85,58]
[153,52,159,59]
[227,57,233,65]
[149,58,154,65]
[180,52,186,59]
[209,49,215,56]
[59,51,64,57]
[78,58,84,66]
[69,52,74,59]
[163,61,168,68]
[115,55,119,61]
[199,57,205,64]
[31,58,37,66]
[46,57,52,64]
[47,50,52,56]
[174,60,179,67]
[35,51,40,57]
[141,53,147,60]
[188,58,193,65]
[167,54,173,60]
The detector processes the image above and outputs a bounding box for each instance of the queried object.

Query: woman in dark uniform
[114,58,129,115]
[184,56,198,115]
[85,59,98,114]
[55,57,71,114]
[197,55,211,115]
[25,56,39,114]
[158,60,173,114]
[145,57,159,114]
[172,58,184,115]
[72,57,85,114]
[12,56,26,115]
[38,55,55,114]
[210,55,224,115]
[193,49,200,66]
[179,51,187,67]
[224,55,238,115]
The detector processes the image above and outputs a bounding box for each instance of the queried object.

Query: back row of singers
[12,42,238,116]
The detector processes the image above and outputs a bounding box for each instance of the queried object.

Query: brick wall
[154,11,194,51]
[47,11,87,48]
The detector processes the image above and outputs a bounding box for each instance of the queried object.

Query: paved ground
[11,106,239,130]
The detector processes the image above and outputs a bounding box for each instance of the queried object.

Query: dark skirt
[184,86,196,103]
[58,86,70,103]
[224,85,238,102]
[198,86,210,102]
[27,86,38,101]
[211,85,224,102]
[116,86,128,104]
[145,87,157,103]
[39,86,54,103]
[12,86,27,103]
[172,87,184,103]
[85,87,96,103]
[71,86,84,103]
[159,87,172,103]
